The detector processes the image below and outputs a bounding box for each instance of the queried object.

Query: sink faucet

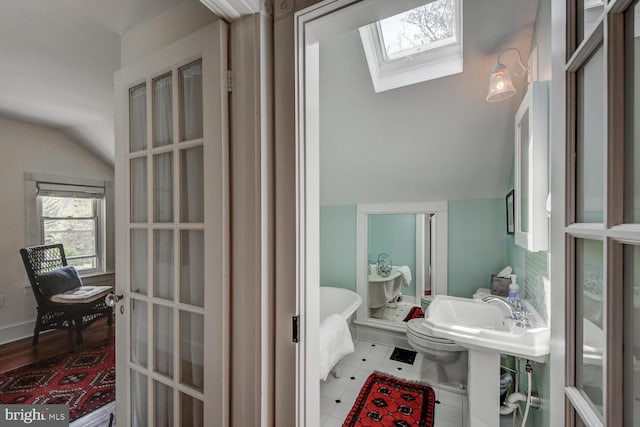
[482,295,522,320]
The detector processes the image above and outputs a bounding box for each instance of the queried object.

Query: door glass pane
[153,73,173,148]
[154,381,174,427]
[131,370,148,427]
[576,238,604,414]
[520,110,530,232]
[154,152,173,222]
[624,244,640,425]
[130,83,147,153]
[181,393,203,427]
[181,146,204,223]
[179,60,203,141]
[154,304,174,378]
[625,3,640,223]
[180,230,204,306]
[130,299,148,367]
[130,157,147,223]
[180,311,204,391]
[576,46,605,223]
[131,229,148,295]
[574,1,605,52]
[154,230,174,300]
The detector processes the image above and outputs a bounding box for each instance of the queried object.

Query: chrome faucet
[482,295,530,327]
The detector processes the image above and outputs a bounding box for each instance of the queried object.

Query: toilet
[405,288,495,392]
[406,318,468,392]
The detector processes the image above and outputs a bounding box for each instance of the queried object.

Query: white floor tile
[432,418,462,427]
[321,384,345,401]
[329,400,352,421]
[437,388,464,408]
[320,396,336,415]
[347,369,372,391]
[319,412,329,425]
[435,403,463,423]
[322,416,345,427]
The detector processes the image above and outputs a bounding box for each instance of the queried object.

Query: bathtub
[320,286,362,323]
[319,286,363,380]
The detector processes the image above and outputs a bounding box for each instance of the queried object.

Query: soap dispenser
[508,274,521,308]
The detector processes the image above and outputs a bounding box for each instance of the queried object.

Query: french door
[113,21,229,426]
[564,1,640,425]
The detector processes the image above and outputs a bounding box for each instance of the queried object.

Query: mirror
[514,80,549,251]
[355,203,447,331]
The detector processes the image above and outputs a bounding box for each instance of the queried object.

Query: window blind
[37,182,105,199]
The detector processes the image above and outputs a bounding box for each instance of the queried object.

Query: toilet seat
[406,319,466,352]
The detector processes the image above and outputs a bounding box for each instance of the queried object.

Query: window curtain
[153,74,173,147]
[181,62,203,141]
[130,85,147,152]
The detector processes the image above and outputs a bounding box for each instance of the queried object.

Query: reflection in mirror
[367,213,431,324]
[352,203,447,330]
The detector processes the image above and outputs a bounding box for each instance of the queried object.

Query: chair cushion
[36,265,83,297]
[49,286,112,304]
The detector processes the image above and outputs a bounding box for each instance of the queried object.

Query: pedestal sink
[423,296,550,427]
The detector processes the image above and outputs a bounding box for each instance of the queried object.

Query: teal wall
[321,199,511,301]
[447,198,508,298]
[368,214,417,298]
[319,205,357,290]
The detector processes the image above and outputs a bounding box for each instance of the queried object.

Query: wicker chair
[19,244,113,346]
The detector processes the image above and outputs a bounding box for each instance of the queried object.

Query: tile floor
[319,339,467,427]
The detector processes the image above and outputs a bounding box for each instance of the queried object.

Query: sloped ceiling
[0,0,186,164]
[320,0,539,205]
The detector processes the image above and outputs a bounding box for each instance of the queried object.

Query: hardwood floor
[0,318,114,372]
[0,319,116,426]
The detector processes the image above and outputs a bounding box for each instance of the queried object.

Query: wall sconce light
[486,47,528,103]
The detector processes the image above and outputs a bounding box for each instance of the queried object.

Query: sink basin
[424,295,550,362]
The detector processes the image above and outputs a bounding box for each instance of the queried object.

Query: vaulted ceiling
[319,0,541,205]
[0,0,187,164]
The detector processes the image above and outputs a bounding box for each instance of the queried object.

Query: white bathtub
[319,286,362,380]
[320,286,362,323]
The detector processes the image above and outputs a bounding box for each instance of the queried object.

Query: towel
[319,314,354,381]
[393,265,412,287]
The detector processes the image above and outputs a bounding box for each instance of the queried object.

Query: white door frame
[294,0,449,424]
[114,21,229,426]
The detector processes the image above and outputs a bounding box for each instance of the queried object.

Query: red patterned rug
[343,372,435,427]
[0,339,115,421]
[402,306,425,322]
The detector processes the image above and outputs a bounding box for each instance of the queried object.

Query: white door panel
[114,20,229,427]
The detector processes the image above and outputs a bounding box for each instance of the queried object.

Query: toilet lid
[407,319,456,345]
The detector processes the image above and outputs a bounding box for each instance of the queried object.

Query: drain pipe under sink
[499,362,534,427]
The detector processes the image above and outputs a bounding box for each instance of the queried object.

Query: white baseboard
[0,319,35,345]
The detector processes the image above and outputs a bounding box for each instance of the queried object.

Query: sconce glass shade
[486,63,517,102]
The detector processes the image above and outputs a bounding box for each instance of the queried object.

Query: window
[37,182,105,273]
[359,0,462,92]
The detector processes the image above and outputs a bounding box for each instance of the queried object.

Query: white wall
[121,0,218,67]
[0,116,114,343]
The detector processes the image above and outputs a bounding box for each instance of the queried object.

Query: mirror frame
[355,202,448,332]
[514,80,549,252]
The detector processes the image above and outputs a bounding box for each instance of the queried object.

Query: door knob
[105,293,123,307]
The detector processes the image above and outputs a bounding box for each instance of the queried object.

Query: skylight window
[359,0,463,92]
[378,0,456,60]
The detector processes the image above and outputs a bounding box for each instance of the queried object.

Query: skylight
[378,0,456,60]
[359,0,463,93]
